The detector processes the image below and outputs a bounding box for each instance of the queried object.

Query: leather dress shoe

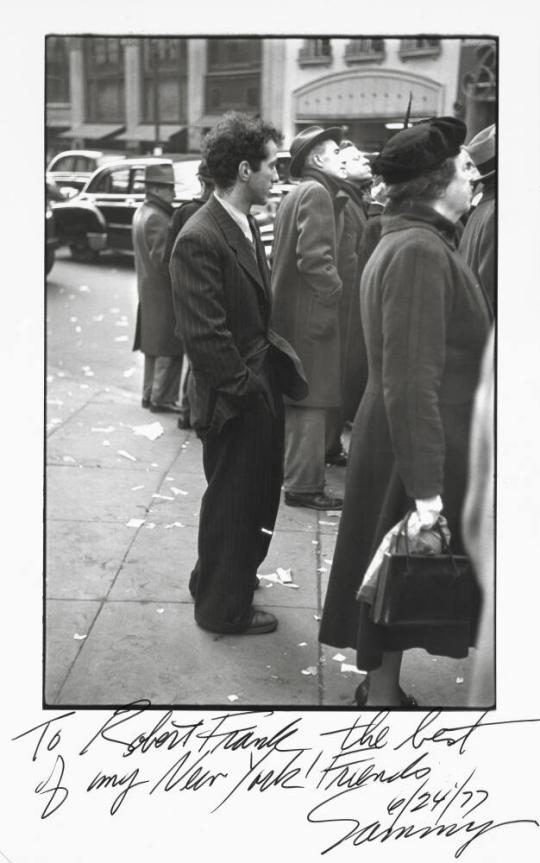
[149,402,184,414]
[141,397,151,409]
[326,450,348,467]
[354,678,419,709]
[177,416,191,429]
[284,491,343,511]
[196,608,278,635]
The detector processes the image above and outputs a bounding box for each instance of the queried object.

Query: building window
[461,43,496,103]
[298,39,332,66]
[141,38,188,124]
[84,37,125,123]
[344,39,385,64]
[46,36,70,103]
[205,38,262,114]
[399,38,441,59]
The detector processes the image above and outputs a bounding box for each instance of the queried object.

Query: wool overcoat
[459,186,495,310]
[270,173,348,408]
[132,195,184,357]
[319,203,493,669]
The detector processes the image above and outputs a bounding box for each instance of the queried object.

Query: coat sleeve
[169,229,264,408]
[144,211,171,279]
[380,238,454,499]
[296,183,342,305]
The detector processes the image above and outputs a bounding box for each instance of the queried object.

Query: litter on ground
[91,426,115,433]
[73,633,87,640]
[301,666,318,676]
[171,487,188,496]
[126,518,145,528]
[118,450,137,461]
[332,653,346,662]
[340,663,364,675]
[132,421,164,441]
[228,694,239,703]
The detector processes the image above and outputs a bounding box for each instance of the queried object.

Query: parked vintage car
[51,156,201,261]
[46,150,126,197]
[51,152,294,263]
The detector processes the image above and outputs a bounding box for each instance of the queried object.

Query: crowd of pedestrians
[131,111,495,706]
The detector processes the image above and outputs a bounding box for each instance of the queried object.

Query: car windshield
[173,160,201,200]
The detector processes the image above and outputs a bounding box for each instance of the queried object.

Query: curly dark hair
[384,156,457,207]
[202,112,282,190]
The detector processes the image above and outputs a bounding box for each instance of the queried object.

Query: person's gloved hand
[406,495,443,537]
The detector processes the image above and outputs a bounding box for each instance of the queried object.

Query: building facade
[46,36,496,160]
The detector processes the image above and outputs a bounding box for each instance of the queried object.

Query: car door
[88,166,135,251]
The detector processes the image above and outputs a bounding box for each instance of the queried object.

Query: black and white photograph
[1,4,540,862]
[44,34,496,709]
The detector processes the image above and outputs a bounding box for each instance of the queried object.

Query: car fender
[52,199,107,243]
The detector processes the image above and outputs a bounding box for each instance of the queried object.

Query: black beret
[373,116,467,184]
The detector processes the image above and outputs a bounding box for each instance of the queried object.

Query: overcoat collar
[300,167,350,220]
[382,200,460,249]
[206,194,270,300]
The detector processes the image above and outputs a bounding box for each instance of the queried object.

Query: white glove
[414,495,443,528]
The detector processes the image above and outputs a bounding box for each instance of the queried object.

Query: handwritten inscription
[12,705,540,857]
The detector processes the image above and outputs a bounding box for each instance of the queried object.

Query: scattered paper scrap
[102,440,111,447]
[118,450,137,462]
[91,426,115,433]
[123,368,136,378]
[313,615,321,621]
[323,558,333,565]
[228,694,239,703]
[57,370,66,377]
[145,523,156,529]
[157,608,164,614]
[276,567,292,583]
[332,653,347,662]
[115,335,129,342]
[164,522,185,529]
[261,527,273,535]
[340,663,364,675]
[165,476,175,481]
[73,633,87,640]
[317,567,328,573]
[301,666,318,676]
[79,285,89,292]
[456,677,464,684]
[126,518,145,528]
[47,375,54,383]
[152,493,174,501]
[63,456,76,464]
[75,326,82,333]
[131,485,144,491]
[171,487,188,496]
[133,422,164,441]
[298,642,307,647]
[151,463,159,467]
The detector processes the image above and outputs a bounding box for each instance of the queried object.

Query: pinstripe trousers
[189,369,284,632]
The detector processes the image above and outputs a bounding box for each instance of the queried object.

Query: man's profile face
[314,139,347,181]
[246,139,279,205]
[342,146,372,183]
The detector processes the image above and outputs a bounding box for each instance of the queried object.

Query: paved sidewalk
[46,370,474,709]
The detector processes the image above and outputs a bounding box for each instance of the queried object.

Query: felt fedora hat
[466,123,496,177]
[289,125,343,178]
[144,162,175,186]
[373,116,467,184]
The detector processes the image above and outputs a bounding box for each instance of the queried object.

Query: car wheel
[45,247,55,276]
[69,235,98,263]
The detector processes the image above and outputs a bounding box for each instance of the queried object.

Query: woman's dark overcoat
[319,202,493,669]
[132,195,184,357]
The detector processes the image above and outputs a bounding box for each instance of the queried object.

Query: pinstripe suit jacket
[169,194,307,436]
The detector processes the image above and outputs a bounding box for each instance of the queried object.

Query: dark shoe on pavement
[196,608,278,635]
[284,491,343,511]
[354,678,419,709]
[326,450,348,467]
[177,416,191,429]
[149,402,184,414]
[141,398,151,409]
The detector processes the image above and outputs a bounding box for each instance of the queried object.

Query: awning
[116,125,186,142]
[60,124,125,140]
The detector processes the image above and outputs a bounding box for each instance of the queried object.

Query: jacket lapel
[207,196,268,299]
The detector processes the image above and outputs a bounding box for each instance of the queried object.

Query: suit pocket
[309,302,338,340]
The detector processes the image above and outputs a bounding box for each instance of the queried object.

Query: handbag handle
[399,510,462,578]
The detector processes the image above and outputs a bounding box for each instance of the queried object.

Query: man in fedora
[132,162,184,412]
[459,123,496,311]
[170,112,307,635]
[271,126,349,510]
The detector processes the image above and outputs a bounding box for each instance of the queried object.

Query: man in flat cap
[133,162,184,412]
[170,112,307,636]
[459,124,496,312]
[271,126,349,511]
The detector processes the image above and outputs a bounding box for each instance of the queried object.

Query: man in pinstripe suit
[170,113,308,636]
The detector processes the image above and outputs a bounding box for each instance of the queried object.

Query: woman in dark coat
[319,117,494,707]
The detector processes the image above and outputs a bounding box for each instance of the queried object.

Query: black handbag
[370,512,476,628]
